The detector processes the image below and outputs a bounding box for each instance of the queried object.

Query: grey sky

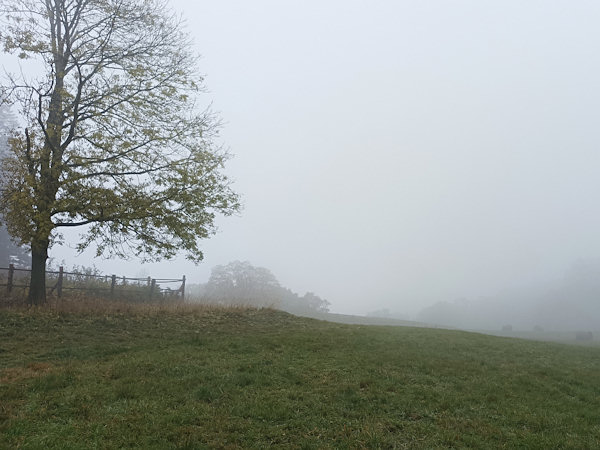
[5,0,600,316]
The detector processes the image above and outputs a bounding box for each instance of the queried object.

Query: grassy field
[1,301,600,449]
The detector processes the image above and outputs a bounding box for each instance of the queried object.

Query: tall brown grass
[0,292,259,317]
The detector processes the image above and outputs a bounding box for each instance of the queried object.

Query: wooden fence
[0,264,186,300]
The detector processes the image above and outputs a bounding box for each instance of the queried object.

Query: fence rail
[0,264,186,301]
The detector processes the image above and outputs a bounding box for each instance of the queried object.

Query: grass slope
[1,303,600,449]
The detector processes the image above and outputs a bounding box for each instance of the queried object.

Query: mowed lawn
[1,303,600,449]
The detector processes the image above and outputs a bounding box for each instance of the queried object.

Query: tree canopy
[198,261,331,313]
[0,0,240,303]
[205,260,283,308]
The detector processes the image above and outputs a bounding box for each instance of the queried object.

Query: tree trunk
[28,238,49,305]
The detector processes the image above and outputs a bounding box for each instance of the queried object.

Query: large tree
[0,0,240,304]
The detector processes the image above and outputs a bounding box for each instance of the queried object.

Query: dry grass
[0,362,54,384]
[0,292,256,316]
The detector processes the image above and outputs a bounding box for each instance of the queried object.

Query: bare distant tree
[0,0,240,304]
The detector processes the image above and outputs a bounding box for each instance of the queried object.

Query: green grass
[1,302,600,449]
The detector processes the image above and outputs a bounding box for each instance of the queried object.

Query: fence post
[149,278,156,300]
[181,275,186,300]
[7,263,14,294]
[57,266,63,298]
[110,275,116,297]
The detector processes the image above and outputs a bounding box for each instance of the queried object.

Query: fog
[4,1,600,330]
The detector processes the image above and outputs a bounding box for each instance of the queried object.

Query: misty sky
[4,0,600,316]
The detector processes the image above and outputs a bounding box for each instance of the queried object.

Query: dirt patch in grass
[1,362,54,384]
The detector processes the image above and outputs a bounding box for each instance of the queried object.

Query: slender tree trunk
[28,237,49,305]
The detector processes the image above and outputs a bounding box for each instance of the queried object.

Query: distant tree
[0,105,29,267]
[281,291,330,314]
[0,0,240,304]
[0,224,29,267]
[300,292,330,313]
[202,260,330,313]
[205,261,282,308]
